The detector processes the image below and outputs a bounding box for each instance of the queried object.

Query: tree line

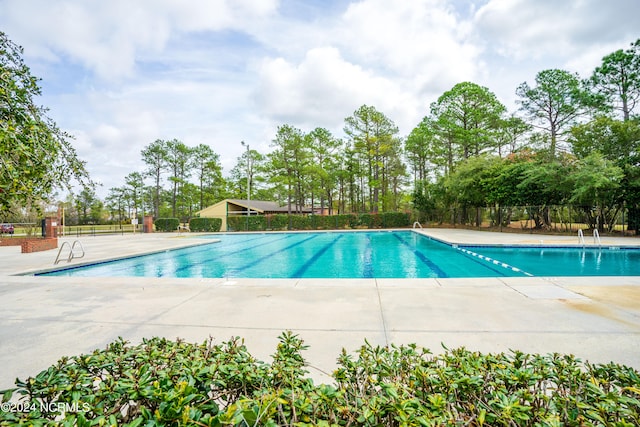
[408,40,640,231]
[94,38,640,231]
[76,104,409,225]
[2,30,639,231]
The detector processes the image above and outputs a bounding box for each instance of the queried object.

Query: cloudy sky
[1,0,638,198]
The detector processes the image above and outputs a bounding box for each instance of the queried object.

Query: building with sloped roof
[195,199,312,231]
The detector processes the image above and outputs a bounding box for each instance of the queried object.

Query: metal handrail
[413,221,423,229]
[71,240,85,260]
[54,242,70,264]
[578,229,585,245]
[593,229,601,245]
[54,240,85,264]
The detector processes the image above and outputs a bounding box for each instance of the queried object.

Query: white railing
[578,229,602,246]
[412,221,423,229]
[54,240,85,264]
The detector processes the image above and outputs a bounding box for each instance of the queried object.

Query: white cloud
[339,0,474,74]
[468,0,640,111]
[2,0,278,79]
[474,0,640,61]
[255,47,397,127]
[330,0,484,100]
[254,0,484,133]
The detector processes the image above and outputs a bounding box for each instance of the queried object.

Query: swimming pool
[38,231,640,279]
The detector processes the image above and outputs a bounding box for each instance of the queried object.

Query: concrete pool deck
[0,229,639,390]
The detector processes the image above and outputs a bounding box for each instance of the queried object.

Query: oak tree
[1,31,91,214]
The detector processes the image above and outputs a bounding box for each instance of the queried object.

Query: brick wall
[0,237,34,247]
[21,237,58,253]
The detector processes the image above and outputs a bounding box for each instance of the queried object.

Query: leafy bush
[226,213,408,232]
[189,217,222,232]
[227,216,266,231]
[312,214,337,229]
[267,214,289,230]
[226,215,242,231]
[2,333,639,426]
[358,212,411,228]
[335,214,358,229]
[358,213,382,228]
[380,212,411,227]
[289,214,311,230]
[154,218,180,232]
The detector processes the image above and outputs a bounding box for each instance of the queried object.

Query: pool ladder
[577,229,601,246]
[413,221,423,229]
[54,240,85,264]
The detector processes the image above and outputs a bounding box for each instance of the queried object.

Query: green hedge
[2,333,639,426]
[268,214,290,230]
[336,213,358,228]
[154,218,180,232]
[226,212,409,231]
[189,217,222,232]
[227,215,266,231]
[381,211,411,227]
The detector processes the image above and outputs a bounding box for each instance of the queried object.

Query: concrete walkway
[1,230,639,390]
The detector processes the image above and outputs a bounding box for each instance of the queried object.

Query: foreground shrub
[2,333,639,425]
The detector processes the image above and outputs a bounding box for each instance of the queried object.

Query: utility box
[41,217,58,238]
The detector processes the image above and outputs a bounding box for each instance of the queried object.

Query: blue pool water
[38,231,640,279]
[461,245,639,277]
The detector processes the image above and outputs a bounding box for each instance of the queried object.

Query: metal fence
[58,226,140,237]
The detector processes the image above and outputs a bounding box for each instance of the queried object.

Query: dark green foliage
[154,218,180,232]
[334,343,640,426]
[227,213,406,231]
[307,214,321,229]
[288,214,311,230]
[296,214,357,230]
[336,214,358,228]
[413,180,437,221]
[1,32,92,215]
[629,207,640,231]
[189,217,222,232]
[226,215,266,231]
[247,216,267,231]
[358,212,410,228]
[2,334,639,426]
[266,214,289,230]
[380,212,410,227]
[358,213,382,228]
[0,336,268,426]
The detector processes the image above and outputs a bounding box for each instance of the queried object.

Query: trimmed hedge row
[154,218,180,232]
[2,333,639,426]
[227,212,410,231]
[189,217,222,232]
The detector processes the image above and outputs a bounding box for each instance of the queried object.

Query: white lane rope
[456,247,534,277]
